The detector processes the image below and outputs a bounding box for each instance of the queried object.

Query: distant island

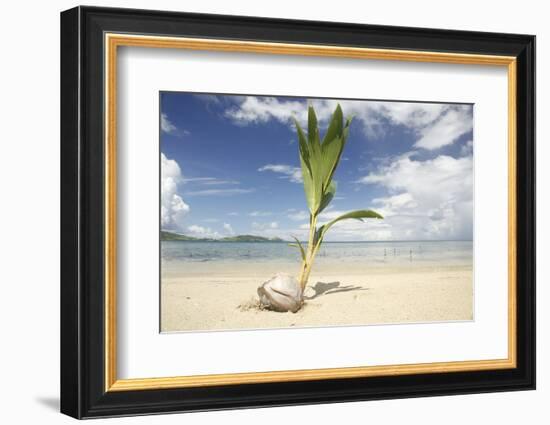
[161,230,286,243]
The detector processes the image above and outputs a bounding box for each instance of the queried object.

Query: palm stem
[298,213,318,291]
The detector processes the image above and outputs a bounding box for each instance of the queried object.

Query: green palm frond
[290,103,383,291]
[288,236,307,261]
[319,209,383,241]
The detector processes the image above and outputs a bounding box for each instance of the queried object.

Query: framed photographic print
[60,6,536,419]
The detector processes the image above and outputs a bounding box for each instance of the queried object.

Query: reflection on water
[161,240,473,267]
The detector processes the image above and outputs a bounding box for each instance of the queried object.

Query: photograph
[160,92,474,332]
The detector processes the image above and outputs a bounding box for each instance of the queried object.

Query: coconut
[257,273,303,313]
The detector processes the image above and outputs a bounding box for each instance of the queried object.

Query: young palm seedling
[257,104,383,313]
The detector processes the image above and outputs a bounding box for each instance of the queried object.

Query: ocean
[161,240,473,267]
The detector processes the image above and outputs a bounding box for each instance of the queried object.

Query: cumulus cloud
[223,223,235,235]
[161,153,190,231]
[414,106,473,150]
[224,96,472,150]
[186,225,221,239]
[358,154,473,240]
[258,164,302,183]
[372,192,418,213]
[182,223,234,239]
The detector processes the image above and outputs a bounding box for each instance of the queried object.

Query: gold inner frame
[104,33,517,392]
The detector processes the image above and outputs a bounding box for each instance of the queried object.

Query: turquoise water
[161,240,473,266]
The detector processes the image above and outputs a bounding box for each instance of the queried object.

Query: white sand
[161,261,473,332]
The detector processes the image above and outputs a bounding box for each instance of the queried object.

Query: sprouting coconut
[257,273,303,313]
[258,104,383,313]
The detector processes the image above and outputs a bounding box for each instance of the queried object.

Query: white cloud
[161,112,190,136]
[184,223,235,239]
[327,100,449,138]
[185,188,254,196]
[187,225,221,239]
[180,175,250,196]
[161,153,190,231]
[249,211,272,217]
[369,102,446,127]
[224,96,472,150]
[258,164,302,183]
[358,154,473,240]
[194,94,222,105]
[414,107,473,150]
[287,210,309,221]
[372,192,418,213]
[296,210,390,241]
[317,209,351,221]
[252,221,279,231]
[181,177,239,185]
[161,113,177,134]
[223,223,235,235]
[280,153,472,241]
[225,96,305,125]
[299,217,393,241]
[247,221,311,240]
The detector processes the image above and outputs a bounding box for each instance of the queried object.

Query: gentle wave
[161,240,473,266]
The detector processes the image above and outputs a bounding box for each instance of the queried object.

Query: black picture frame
[61,5,535,419]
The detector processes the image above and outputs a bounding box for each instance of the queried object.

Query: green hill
[161,231,285,242]
[160,231,201,241]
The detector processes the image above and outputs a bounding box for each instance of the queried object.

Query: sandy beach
[161,260,473,332]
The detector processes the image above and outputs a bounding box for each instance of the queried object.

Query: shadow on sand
[304,281,369,300]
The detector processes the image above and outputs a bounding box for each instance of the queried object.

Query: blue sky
[161,92,473,241]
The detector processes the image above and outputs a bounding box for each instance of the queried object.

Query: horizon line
[160,229,472,243]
